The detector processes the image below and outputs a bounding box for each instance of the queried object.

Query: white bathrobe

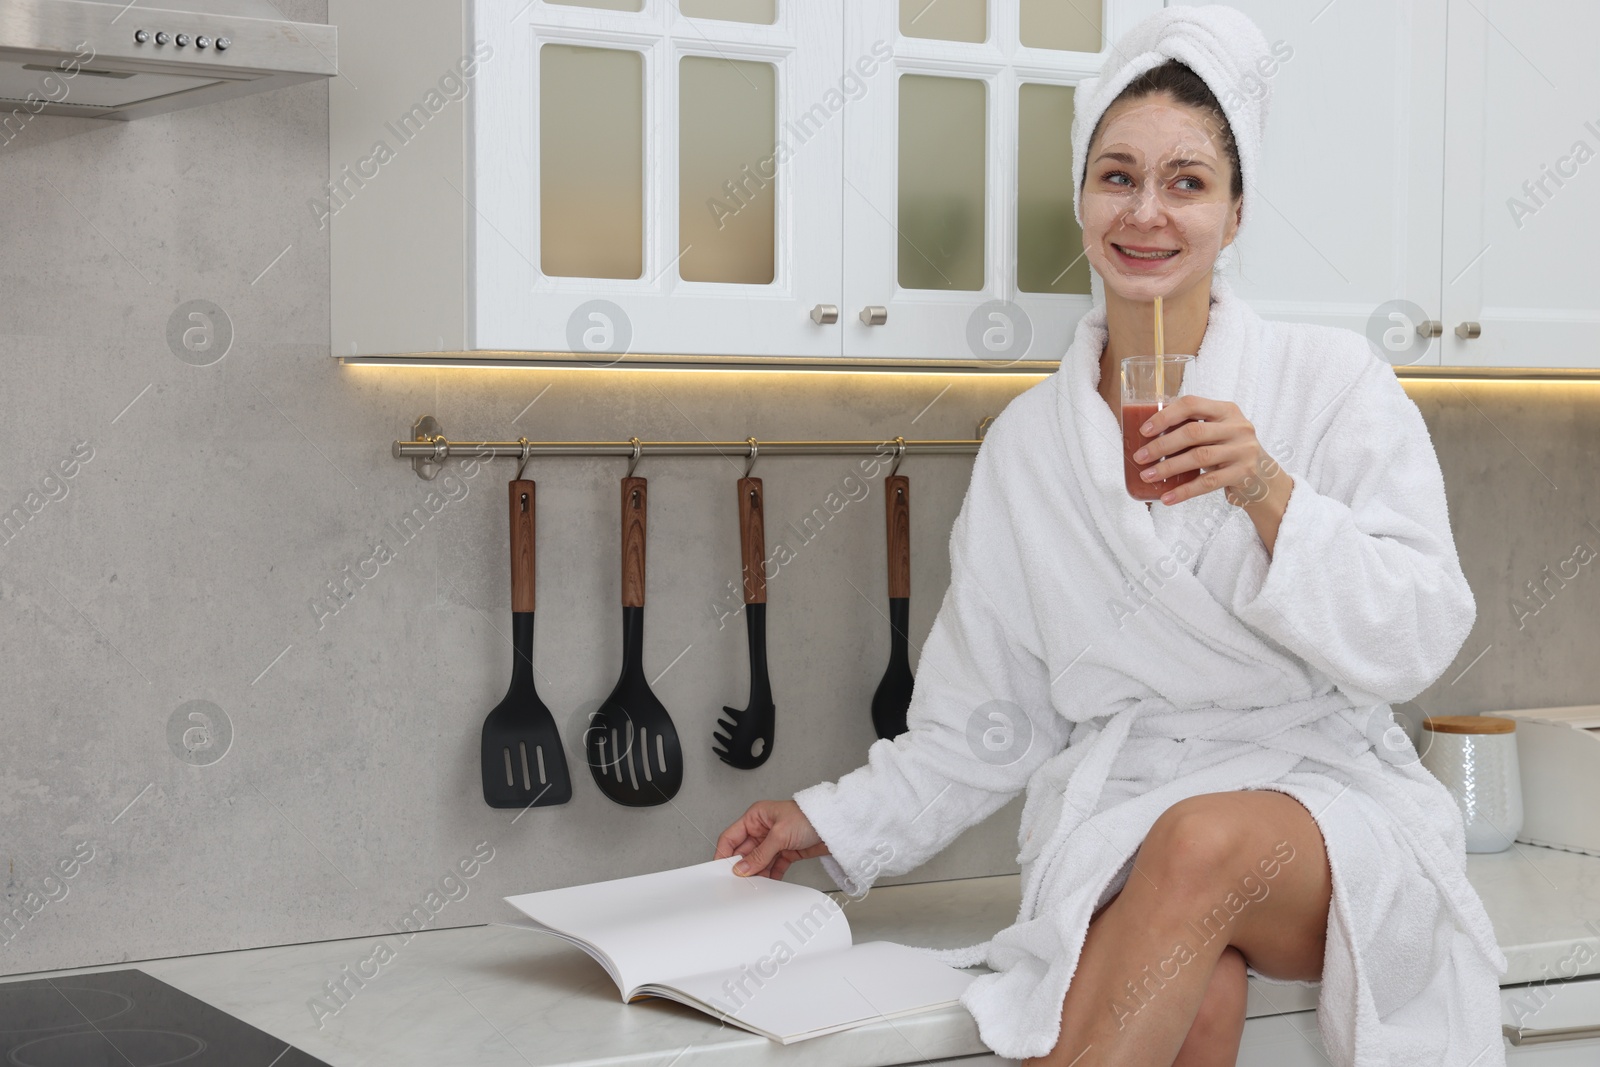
[793,277,1508,1066]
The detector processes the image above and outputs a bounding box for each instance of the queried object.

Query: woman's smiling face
[1081,92,1241,301]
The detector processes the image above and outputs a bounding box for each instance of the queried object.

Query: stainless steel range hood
[0,0,336,121]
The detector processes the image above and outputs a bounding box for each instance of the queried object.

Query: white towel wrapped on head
[1071,3,1279,294]
[794,276,1508,1065]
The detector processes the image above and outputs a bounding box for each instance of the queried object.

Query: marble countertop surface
[13,844,1600,1067]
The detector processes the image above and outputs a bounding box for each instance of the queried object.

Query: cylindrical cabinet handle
[1503,1021,1600,1046]
[1417,320,1443,338]
[1455,321,1482,339]
[809,303,839,325]
[859,305,888,326]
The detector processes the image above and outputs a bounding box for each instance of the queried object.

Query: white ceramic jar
[1420,715,1524,853]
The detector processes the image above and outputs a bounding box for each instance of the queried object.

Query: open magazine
[501,855,976,1044]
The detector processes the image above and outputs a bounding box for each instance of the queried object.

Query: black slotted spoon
[871,473,914,740]
[586,476,684,806]
[713,476,775,768]
[481,479,572,808]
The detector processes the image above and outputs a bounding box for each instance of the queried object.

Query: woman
[715,7,1506,1066]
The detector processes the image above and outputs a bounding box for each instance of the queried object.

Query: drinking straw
[1153,296,1165,400]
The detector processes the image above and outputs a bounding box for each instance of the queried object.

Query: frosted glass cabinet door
[842,0,1162,363]
[1173,0,1448,363]
[473,0,844,358]
[1440,0,1600,368]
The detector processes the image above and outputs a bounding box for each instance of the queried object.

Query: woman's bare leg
[1171,946,1247,1067]
[1023,789,1331,1066]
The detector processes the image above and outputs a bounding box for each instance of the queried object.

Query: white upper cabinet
[330,0,842,360]
[330,0,1155,365]
[472,0,843,358]
[1190,0,1597,371]
[1438,0,1600,368]
[332,0,1594,370]
[839,0,1161,363]
[1192,0,1450,357]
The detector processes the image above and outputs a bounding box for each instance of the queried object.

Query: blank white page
[503,856,853,997]
[656,940,976,1044]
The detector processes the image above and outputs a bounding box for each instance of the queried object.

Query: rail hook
[888,436,907,478]
[744,437,760,478]
[627,436,643,478]
[515,437,532,481]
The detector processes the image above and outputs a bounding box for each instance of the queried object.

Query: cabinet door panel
[539,43,646,280]
[1016,82,1090,296]
[1171,0,1447,363]
[1440,0,1600,368]
[474,0,843,358]
[678,55,778,283]
[897,73,988,292]
[901,0,988,44]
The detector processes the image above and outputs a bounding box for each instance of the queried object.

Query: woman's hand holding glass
[1132,394,1290,509]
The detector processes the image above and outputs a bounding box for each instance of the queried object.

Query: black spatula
[586,476,684,806]
[713,476,775,769]
[481,479,572,808]
[871,474,914,740]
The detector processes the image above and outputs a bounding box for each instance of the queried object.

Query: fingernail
[1141,469,1155,480]
[733,861,747,875]
[1141,421,1154,434]
[1161,492,1174,504]
[1133,448,1148,462]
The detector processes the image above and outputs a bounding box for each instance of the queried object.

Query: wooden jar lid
[1422,715,1516,735]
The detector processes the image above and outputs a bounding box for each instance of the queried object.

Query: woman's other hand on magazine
[715,800,830,879]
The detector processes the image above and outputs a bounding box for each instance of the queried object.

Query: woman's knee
[1136,795,1253,893]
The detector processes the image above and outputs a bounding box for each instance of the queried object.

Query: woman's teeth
[1116,245,1179,260]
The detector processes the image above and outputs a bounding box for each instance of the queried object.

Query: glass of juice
[1120,354,1197,502]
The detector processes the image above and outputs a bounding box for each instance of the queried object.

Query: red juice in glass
[1119,355,1197,502]
[1122,402,1198,501]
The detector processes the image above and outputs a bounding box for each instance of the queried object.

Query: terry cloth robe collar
[1062,279,1252,562]
[1055,277,1308,689]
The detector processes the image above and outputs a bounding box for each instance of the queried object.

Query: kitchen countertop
[14,844,1600,1067]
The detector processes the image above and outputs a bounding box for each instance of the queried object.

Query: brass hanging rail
[392,416,994,481]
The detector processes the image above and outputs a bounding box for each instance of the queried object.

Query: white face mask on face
[1080,97,1241,303]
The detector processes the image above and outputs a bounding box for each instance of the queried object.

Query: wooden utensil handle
[885,474,910,599]
[737,476,766,605]
[621,476,647,608]
[510,479,535,613]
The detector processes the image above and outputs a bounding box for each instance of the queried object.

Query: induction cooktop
[0,968,331,1066]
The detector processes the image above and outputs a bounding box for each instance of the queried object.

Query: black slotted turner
[481,479,572,808]
[586,476,684,806]
[713,476,775,768]
[871,473,914,740]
